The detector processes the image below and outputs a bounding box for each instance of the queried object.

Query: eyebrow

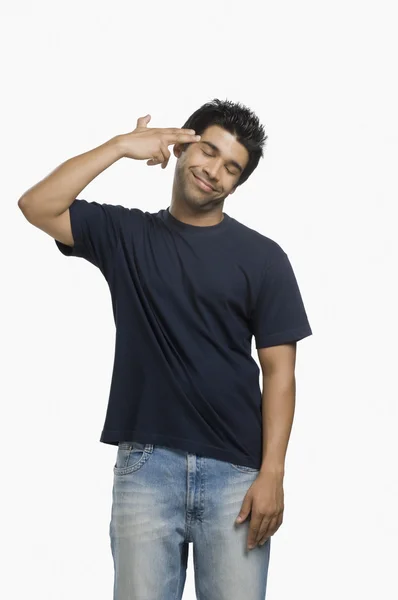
[200,140,244,173]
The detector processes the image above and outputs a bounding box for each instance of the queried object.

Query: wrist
[111,135,127,159]
[260,462,285,477]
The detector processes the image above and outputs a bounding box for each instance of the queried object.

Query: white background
[2,0,397,598]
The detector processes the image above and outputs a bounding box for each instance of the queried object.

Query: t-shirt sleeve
[54,198,132,276]
[251,251,313,349]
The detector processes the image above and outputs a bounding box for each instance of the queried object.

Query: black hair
[180,98,268,187]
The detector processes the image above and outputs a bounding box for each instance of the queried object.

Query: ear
[229,185,237,195]
[173,143,183,159]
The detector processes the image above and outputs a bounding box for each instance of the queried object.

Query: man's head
[172,98,267,214]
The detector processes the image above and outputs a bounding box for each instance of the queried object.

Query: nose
[202,158,222,184]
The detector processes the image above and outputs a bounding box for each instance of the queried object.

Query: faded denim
[110,441,271,599]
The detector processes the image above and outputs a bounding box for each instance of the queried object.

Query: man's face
[173,125,249,211]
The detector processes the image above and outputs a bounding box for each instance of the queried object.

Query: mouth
[192,172,215,192]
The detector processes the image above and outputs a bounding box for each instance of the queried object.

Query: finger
[257,516,279,545]
[259,536,270,547]
[162,127,197,135]
[255,516,271,545]
[146,157,160,166]
[247,517,262,549]
[147,147,167,167]
[164,133,201,146]
[160,142,171,169]
[147,155,162,166]
[136,114,151,128]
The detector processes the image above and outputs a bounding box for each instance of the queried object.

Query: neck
[169,200,225,228]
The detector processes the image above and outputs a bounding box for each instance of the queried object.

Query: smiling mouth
[192,172,214,192]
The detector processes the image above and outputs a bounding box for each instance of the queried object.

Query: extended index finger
[163,128,197,135]
[162,128,201,144]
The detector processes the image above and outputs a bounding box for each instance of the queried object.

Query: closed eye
[201,149,235,175]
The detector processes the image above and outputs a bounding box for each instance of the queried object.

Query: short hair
[180,98,268,187]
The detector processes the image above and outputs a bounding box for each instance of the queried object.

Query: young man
[18,98,312,600]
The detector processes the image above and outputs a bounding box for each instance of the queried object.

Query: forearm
[18,135,125,219]
[260,372,296,475]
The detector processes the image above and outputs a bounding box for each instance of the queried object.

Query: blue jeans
[109,441,271,599]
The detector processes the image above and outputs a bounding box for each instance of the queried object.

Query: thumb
[236,495,253,524]
[136,114,151,129]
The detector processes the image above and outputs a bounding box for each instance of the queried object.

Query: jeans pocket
[229,463,260,473]
[113,441,153,476]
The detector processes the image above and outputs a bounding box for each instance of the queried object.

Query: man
[18,98,312,600]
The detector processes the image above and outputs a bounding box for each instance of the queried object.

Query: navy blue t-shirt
[55,199,312,469]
